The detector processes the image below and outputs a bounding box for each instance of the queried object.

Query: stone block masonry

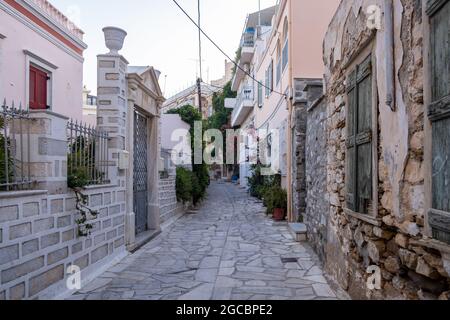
[159,176,184,224]
[0,185,126,300]
[305,95,328,263]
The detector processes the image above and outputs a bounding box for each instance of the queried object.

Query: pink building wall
[0,1,86,121]
[291,0,341,79]
[254,0,340,131]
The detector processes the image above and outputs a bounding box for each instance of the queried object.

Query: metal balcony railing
[241,30,256,48]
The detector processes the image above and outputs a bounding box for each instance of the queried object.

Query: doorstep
[127,229,161,253]
[289,223,308,242]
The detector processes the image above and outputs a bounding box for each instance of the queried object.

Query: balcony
[231,86,254,127]
[232,29,256,91]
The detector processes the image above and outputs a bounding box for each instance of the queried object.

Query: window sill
[0,190,47,200]
[344,208,382,226]
[409,238,450,254]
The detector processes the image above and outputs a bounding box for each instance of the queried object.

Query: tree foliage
[168,105,210,205]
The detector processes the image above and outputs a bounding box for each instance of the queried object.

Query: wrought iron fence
[67,119,109,186]
[0,100,32,191]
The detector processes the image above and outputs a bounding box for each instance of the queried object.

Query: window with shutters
[426,0,450,244]
[29,65,49,110]
[258,82,263,108]
[282,18,289,71]
[276,40,282,85]
[268,60,274,94]
[346,55,373,215]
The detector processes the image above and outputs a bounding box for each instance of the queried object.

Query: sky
[51,0,278,98]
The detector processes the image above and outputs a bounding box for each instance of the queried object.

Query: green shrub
[176,167,193,204]
[271,187,287,210]
[248,164,282,200]
[68,167,90,189]
[191,172,203,205]
[263,186,287,215]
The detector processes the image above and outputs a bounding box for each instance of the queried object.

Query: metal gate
[133,108,149,235]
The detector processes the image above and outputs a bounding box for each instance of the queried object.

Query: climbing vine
[68,167,99,237]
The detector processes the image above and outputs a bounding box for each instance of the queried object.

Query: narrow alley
[68,183,342,300]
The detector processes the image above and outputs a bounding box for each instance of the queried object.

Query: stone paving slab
[68,182,342,300]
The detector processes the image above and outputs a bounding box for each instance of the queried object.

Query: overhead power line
[197,0,203,80]
[171,0,288,98]
[202,80,227,91]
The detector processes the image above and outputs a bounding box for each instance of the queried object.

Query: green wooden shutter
[427,0,450,244]
[346,55,373,214]
[355,56,373,214]
[346,70,357,211]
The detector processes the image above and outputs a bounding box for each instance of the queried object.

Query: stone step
[289,223,307,242]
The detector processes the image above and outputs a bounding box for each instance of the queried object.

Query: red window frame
[29,65,48,110]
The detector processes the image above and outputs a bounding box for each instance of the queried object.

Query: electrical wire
[197,0,203,80]
[202,81,227,91]
[171,0,288,98]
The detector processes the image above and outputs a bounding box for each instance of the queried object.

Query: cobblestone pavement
[68,182,342,300]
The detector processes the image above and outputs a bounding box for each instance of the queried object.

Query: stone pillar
[27,111,69,194]
[125,81,136,247]
[97,27,130,244]
[147,114,161,231]
[96,27,128,188]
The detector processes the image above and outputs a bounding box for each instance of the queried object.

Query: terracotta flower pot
[273,208,285,221]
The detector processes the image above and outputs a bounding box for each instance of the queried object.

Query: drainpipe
[384,0,395,111]
[287,0,294,222]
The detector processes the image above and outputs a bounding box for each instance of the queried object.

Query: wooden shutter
[269,61,273,92]
[258,82,263,108]
[276,61,281,84]
[346,70,357,211]
[282,40,289,70]
[346,55,373,214]
[29,66,48,110]
[427,0,450,244]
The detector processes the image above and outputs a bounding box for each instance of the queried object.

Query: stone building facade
[314,0,450,299]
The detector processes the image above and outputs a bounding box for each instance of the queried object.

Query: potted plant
[270,187,287,221]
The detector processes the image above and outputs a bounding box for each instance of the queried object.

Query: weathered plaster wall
[322,0,450,299]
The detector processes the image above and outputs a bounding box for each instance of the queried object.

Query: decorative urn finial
[102,26,127,54]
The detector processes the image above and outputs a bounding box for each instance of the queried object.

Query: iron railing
[67,119,109,186]
[0,100,32,191]
[242,30,256,47]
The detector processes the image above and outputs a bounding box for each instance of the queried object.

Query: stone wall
[321,0,450,299]
[305,96,328,263]
[159,176,184,224]
[292,79,324,224]
[0,185,126,300]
